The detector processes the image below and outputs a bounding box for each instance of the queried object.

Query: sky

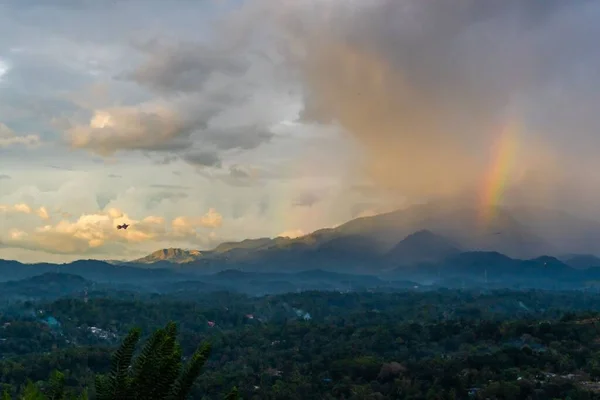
[2,0,600,263]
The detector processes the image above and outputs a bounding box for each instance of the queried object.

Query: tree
[223,387,239,400]
[94,321,212,400]
[47,371,65,400]
[20,382,45,400]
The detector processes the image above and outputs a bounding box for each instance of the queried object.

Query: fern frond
[96,327,140,400]
[131,327,168,399]
[167,342,211,400]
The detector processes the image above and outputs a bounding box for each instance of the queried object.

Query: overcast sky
[2,0,600,263]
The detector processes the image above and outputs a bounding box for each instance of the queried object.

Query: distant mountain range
[121,202,600,273]
[2,202,600,291]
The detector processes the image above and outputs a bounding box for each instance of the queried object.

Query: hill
[132,248,203,264]
[0,272,92,301]
[559,254,600,269]
[385,230,461,266]
[0,259,193,285]
[508,206,600,255]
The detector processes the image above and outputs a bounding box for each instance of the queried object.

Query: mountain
[1,252,600,293]
[0,272,91,301]
[507,206,600,255]
[385,230,461,266]
[133,248,203,264]
[386,251,590,289]
[0,259,193,285]
[332,202,555,258]
[559,254,600,270]
[4,201,600,283]
[129,202,566,273]
[209,202,559,262]
[213,237,289,254]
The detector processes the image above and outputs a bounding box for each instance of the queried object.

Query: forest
[2,289,600,399]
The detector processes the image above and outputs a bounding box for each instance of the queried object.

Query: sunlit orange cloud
[1,207,224,255]
[0,203,50,220]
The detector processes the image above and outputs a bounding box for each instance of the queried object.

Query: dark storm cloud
[248,0,600,211]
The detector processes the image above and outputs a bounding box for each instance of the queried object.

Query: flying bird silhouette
[117,223,129,230]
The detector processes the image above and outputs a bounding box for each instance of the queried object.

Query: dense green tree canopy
[1,289,600,399]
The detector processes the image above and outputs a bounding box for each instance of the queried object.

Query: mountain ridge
[133,248,203,264]
[2,203,600,284]
[124,202,599,269]
[2,250,600,292]
[385,230,462,266]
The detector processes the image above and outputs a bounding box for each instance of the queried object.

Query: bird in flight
[117,223,129,230]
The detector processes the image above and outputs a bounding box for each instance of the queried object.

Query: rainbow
[478,119,520,227]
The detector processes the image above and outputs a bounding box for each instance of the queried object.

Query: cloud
[171,208,223,235]
[203,125,274,151]
[7,0,600,262]
[1,207,223,255]
[58,32,278,161]
[229,164,251,180]
[67,104,197,156]
[182,151,222,168]
[277,229,304,239]
[0,58,9,81]
[3,210,163,254]
[0,174,10,180]
[36,206,50,220]
[48,165,75,171]
[195,163,270,187]
[96,193,116,210]
[146,191,189,208]
[221,0,600,215]
[152,154,179,165]
[150,184,191,190]
[124,39,249,94]
[12,203,31,214]
[292,191,323,208]
[0,203,50,220]
[65,103,274,163]
[0,123,40,148]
